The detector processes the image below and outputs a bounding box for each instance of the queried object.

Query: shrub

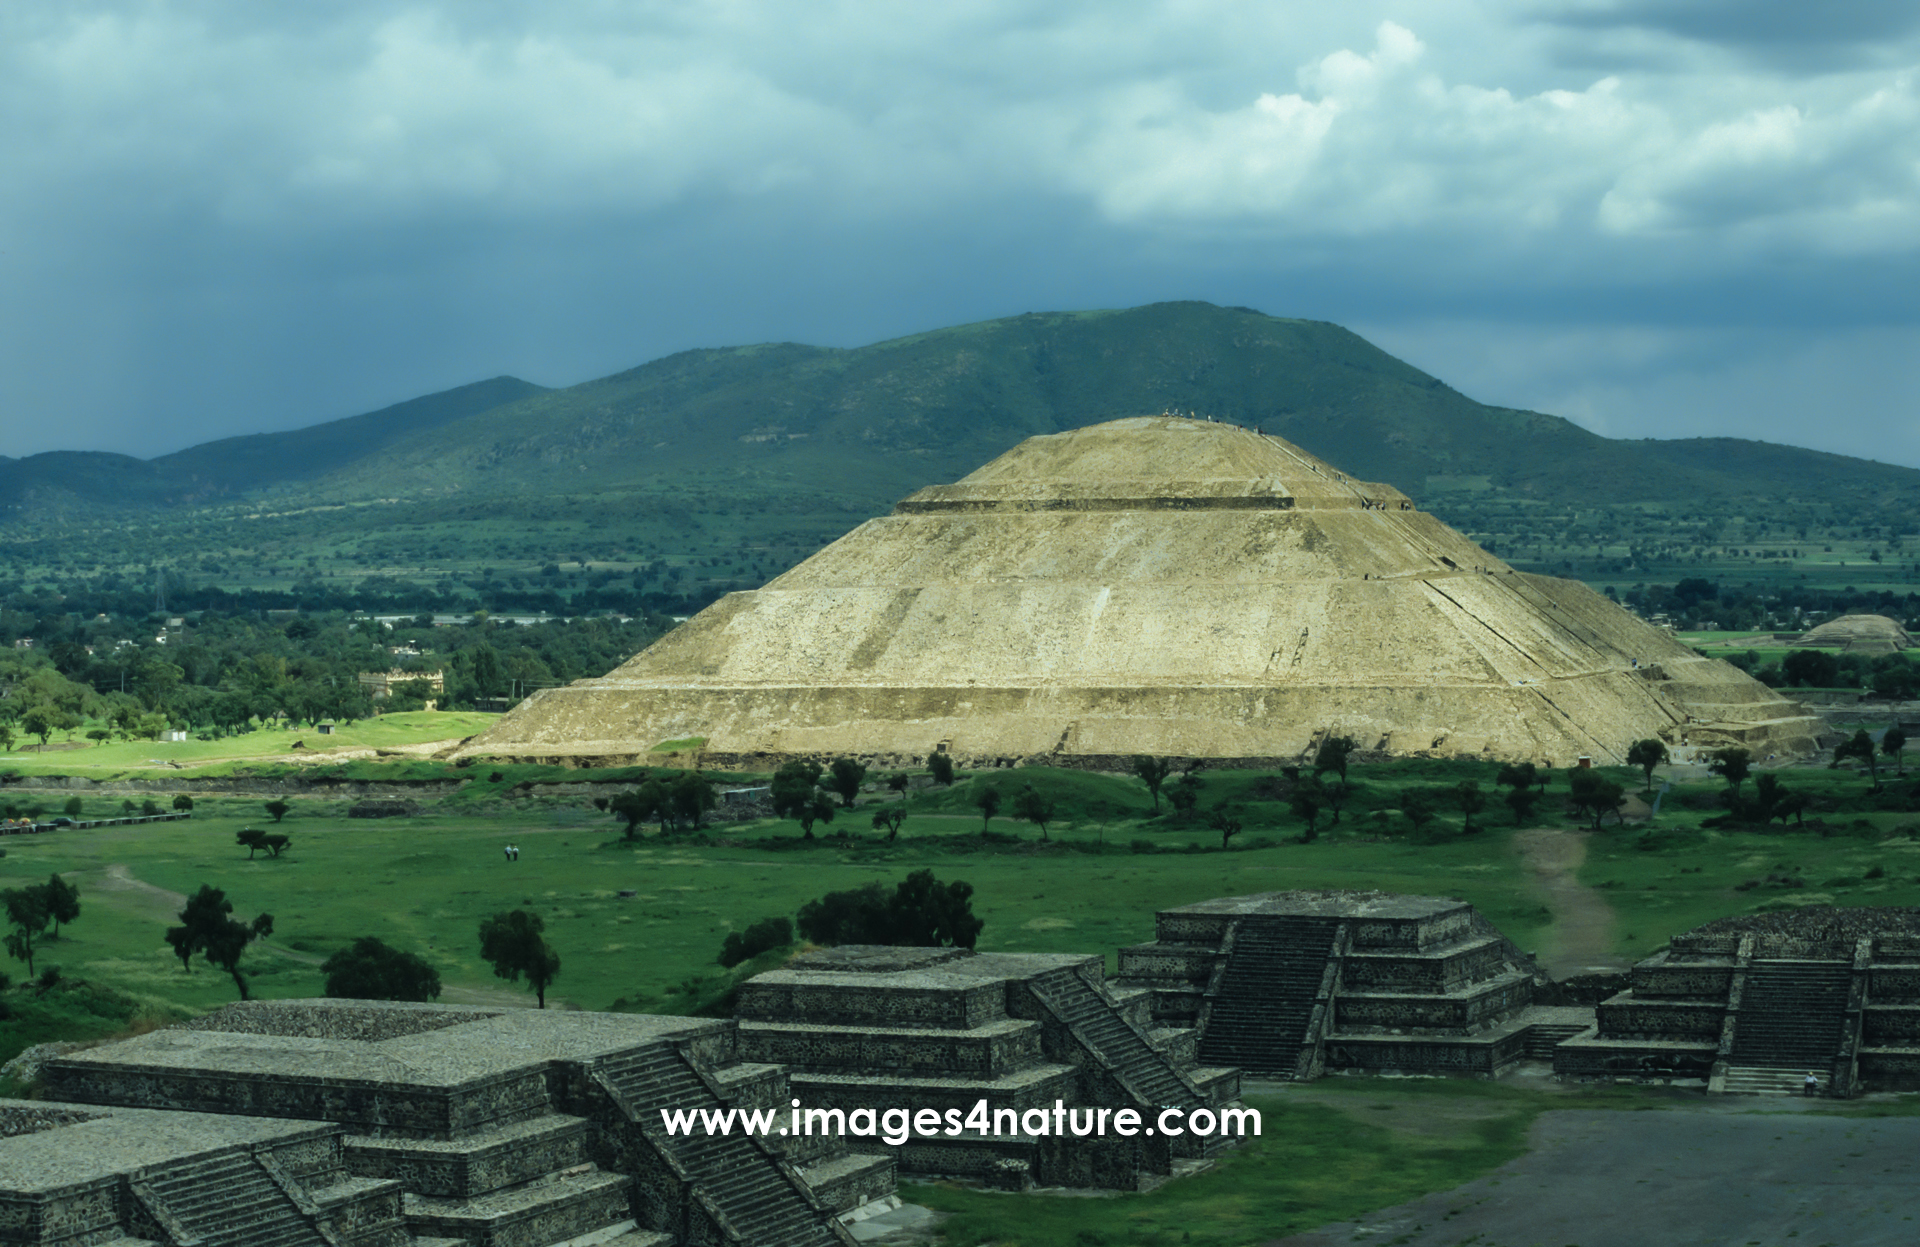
[719,917,792,968]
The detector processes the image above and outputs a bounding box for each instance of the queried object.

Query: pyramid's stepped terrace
[29,1002,889,1247]
[461,417,1822,768]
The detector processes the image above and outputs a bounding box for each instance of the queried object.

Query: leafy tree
[1400,793,1437,835]
[609,784,665,840]
[1568,770,1626,831]
[796,870,983,949]
[0,724,12,752]
[237,828,268,858]
[20,705,55,748]
[1168,771,1204,815]
[1709,747,1753,796]
[1752,772,1792,824]
[264,800,291,823]
[1010,787,1056,841]
[973,784,1001,832]
[669,771,717,830]
[1289,780,1324,841]
[41,874,79,938]
[1321,780,1355,825]
[1504,785,1542,825]
[478,909,562,1008]
[826,758,867,808]
[1313,734,1358,782]
[1453,781,1487,834]
[1625,739,1669,792]
[62,797,82,817]
[1207,806,1244,850]
[1782,649,1840,688]
[323,937,442,1001]
[886,774,910,794]
[2,887,50,978]
[772,760,835,839]
[261,833,290,857]
[927,751,955,786]
[870,808,905,842]
[166,884,273,999]
[1884,725,1908,777]
[1833,729,1882,791]
[719,917,793,968]
[1131,756,1172,811]
[172,794,194,811]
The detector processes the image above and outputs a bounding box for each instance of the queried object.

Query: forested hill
[4,302,1917,520]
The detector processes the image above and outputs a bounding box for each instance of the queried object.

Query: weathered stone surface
[460,416,1821,767]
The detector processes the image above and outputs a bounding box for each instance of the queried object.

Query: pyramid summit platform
[462,416,1820,768]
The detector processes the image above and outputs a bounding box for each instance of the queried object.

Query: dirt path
[94,862,187,911]
[1513,828,1630,977]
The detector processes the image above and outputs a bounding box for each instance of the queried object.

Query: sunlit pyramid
[463,416,1821,767]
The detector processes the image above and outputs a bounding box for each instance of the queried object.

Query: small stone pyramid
[462,417,1821,767]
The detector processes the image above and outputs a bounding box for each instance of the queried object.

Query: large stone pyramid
[463,417,1821,767]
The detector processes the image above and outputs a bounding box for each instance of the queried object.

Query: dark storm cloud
[1,2,1917,467]
[1543,0,1920,70]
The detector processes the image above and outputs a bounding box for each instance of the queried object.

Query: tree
[1752,772,1792,824]
[172,794,194,811]
[1625,739,1669,793]
[1207,806,1244,850]
[927,751,955,786]
[772,760,835,839]
[1289,780,1324,841]
[1568,770,1626,831]
[1504,785,1542,826]
[41,874,79,938]
[1709,747,1753,796]
[827,758,867,808]
[1401,793,1437,835]
[1169,771,1204,814]
[237,828,268,858]
[20,704,55,749]
[1313,734,1358,782]
[719,917,793,968]
[323,937,442,1001]
[974,784,1001,832]
[1884,726,1908,778]
[1453,781,1487,834]
[166,885,273,999]
[1011,787,1056,841]
[1833,729,1882,791]
[2,887,50,978]
[796,870,983,949]
[264,800,291,823]
[609,785,665,841]
[669,771,717,830]
[62,797,82,818]
[871,808,906,842]
[1321,780,1355,825]
[1131,756,1172,811]
[1783,649,1840,688]
[478,909,561,1008]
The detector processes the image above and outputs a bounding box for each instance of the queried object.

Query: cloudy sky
[4,1,1918,467]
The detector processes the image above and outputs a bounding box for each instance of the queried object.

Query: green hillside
[1,302,1915,615]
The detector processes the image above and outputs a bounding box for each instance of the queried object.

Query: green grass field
[0,711,500,781]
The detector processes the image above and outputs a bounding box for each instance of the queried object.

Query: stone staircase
[1199,918,1336,1074]
[594,1044,850,1247]
[1721,1066,1820,1096]
[1730,960,1851,1069]
[1523,1023,1590,1062]
[1026,971,1197,1108]
[137,1151,331,1247]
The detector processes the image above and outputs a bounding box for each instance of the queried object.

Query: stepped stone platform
[0,1100,407,1247]
[29,1001,892,1246]
[733,946,1246,1191]
[458,416,1820,770]
[1556,907,1920,1097]
[1114,891,1587,1080]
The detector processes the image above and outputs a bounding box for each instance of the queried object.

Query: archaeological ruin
[22,1002,892,1247]
[460,416,1820,770]
[1556,906,1920,1096]
[1790,613,1915,655]
[1113,891,1588,1080]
